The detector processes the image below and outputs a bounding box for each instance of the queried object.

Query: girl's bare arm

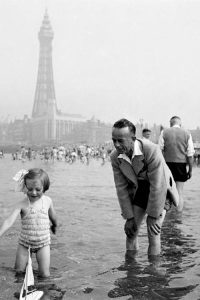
[48,199,57,234]
[0,208,21,237]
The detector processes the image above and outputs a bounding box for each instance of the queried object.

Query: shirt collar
[118,140,143,162]
[172,124,181,128]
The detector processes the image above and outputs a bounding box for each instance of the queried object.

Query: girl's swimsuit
[19,196,50,250]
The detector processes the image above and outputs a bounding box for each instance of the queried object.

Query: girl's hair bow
[13,169,29,192]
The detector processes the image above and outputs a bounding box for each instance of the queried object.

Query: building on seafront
[0,11,112,146]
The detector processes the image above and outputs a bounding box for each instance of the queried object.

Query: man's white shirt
[118,140,143,165]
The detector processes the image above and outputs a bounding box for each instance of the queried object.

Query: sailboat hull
[20,290,44,300]
[19,248,44,300]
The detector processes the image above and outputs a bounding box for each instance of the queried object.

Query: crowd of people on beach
[7,128,200,168]
[10,143,113,166]
[193,151,200,166]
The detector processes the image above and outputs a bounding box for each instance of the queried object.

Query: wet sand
[0,155,200,299]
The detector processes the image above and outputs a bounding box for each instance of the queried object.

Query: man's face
[112,126,135,155]
[143,131,151,139]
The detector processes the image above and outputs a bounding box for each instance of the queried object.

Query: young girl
[0,168,57,278]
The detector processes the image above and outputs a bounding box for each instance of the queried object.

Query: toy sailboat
[19,248,44,300]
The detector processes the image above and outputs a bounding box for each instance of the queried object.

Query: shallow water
[0,155,200,300]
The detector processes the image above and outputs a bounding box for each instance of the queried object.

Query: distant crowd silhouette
[10,144,113,166]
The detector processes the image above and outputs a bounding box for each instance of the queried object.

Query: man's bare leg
[176,181,184,212]
[126,205,146,251]
[147,209,166,256]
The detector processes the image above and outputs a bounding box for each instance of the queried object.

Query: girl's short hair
[24,168,50,192]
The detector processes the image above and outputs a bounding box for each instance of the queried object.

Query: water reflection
[107,208,198,300]
[108,251,169,299]
[13,272,66,299]
[162,209,197,273]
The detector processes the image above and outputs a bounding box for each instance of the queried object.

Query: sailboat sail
[19,247,44,300]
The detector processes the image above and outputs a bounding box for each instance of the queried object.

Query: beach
[0,155,200,300]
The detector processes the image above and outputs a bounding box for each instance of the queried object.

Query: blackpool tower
[31,11,85,144]
[32,10,57,118]
[31,11,59,143]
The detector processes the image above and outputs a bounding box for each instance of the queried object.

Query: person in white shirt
[158,116,195,212]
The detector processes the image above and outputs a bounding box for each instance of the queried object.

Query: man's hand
[187,156,193,180]
[124,217,137,238]
[187,170,192,180]
[147,210,166,236]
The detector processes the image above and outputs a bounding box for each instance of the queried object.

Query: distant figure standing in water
[0,168,57,278]
[110,118,179,258]
[158,116,195,212]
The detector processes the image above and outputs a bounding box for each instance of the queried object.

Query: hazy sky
[0,0,200,129]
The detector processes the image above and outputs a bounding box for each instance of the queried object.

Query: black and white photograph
[0,0,200,299]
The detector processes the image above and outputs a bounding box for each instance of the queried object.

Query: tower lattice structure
[32,11,57,118]
[30,11,90,143]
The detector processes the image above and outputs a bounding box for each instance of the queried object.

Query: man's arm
[187,134,195,157]
[111,153,136,220]
[158,130,164,151]
[145,144,169,218]
[187,156,193,179]
[111,154,138,237]
[186,134,195,179]
[145,143,179,218]
[147,209,166,236]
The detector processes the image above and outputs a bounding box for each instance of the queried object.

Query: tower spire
[32,11,57,118]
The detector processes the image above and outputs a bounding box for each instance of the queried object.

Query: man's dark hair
[170,116,180,122]
[113,118,136,134]
[170,116,181,127]
[142,128,151,134]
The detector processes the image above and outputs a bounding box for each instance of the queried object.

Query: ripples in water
[0,157,200,299]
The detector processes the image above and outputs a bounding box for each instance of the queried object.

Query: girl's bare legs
[36,245,50,278]
[15,244,29,273]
